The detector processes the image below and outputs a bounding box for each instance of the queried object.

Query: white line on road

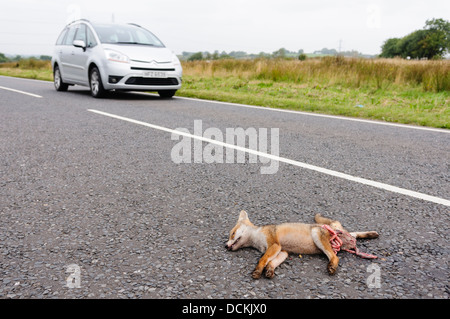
[0,76,448,133]
[174,96,449,134]
[0,75,51,84]
[0,85,43,98]
[88,109,450,207]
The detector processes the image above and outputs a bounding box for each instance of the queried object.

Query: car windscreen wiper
[115,42,155,46]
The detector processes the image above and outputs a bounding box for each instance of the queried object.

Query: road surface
[0,75,448,299]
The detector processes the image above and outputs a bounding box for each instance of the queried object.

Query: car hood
[102,44,173,63]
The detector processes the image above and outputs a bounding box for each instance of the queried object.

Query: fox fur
[225,210,379,279]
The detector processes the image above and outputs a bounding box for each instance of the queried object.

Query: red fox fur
[226,211,378,278]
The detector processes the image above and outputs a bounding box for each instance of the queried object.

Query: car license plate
[143,71,167,78]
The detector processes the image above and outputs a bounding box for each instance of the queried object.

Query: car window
[56,28,68,45]
[86,27,97,48]
[93,24,164,47]
[74,24,87,43]
[134,29,159,45]
[64,26,77,46]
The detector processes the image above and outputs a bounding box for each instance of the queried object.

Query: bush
[298,53,307,61]
[188,52,204,61]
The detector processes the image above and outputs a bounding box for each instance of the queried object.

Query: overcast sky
[0,0,449,56]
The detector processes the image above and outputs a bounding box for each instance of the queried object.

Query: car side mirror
[73,40,86,51]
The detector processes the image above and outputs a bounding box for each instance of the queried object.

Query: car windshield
[92,24,165,47]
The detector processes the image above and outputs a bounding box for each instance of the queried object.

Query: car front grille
[130,67,176,71]
[125,77,179,86]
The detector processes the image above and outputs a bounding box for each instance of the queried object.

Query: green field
[179,57,449,129]
[0,59,53,81]
[1,57,448,128]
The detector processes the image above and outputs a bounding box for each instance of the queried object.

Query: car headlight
[172,53,181,66]
[105,49,130,64]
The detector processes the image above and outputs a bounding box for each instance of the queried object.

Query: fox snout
[225,240,235,251]
[226,211,251,252]
[225,236,241,251]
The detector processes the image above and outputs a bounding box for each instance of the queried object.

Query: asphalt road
[0,75,449,299]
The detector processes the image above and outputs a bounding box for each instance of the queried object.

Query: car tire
[89,67,107,98]
[54,65,69,92]
[158,90,177,98]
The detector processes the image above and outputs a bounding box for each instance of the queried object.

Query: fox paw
[327,262,338,275]
[265,268,275,279]
[367,231,379,239]
[252,269,262,279]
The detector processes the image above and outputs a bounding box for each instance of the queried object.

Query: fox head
[225,210,255,251]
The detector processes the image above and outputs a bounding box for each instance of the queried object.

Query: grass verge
[178,76,449,128]
[0,59,53,81]
[178,58,449,129]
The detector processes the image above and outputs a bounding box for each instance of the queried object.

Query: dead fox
[225,210,379,279]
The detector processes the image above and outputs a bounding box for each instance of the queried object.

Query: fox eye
[231,231,236,239]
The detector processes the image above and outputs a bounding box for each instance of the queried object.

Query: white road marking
[174,96,449,134]
[88,109,450,207]
[0,75,51,84]
[0,85,43,98]
[0,75,448,133]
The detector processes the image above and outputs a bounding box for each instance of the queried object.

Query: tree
[380,18,450,59]
[379,38,401,58]
[228,51,248,59]
[421,18,450,58]
[187,52,204,61]
[320,48,338,55]
[397,30,429,58]
[272,48,287,58]
[298,53,307,61]
[0,53,8,63]
[39,55,52,61]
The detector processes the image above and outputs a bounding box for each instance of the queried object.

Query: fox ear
[238,210,249,222]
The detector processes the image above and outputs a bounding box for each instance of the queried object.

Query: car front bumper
[101,60,182,91]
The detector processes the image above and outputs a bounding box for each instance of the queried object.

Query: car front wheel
[89,67,107,98]
[158,90,177,98]
[54,66,68,92]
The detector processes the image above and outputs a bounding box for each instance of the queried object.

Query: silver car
[52,20,182,98]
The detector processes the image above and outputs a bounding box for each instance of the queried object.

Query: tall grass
[182,57,450,92]
[180,57,449,128]
[0,58,53,81]
[0,58,51,70]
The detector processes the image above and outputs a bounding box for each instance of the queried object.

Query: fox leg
[252,243,281,279]
[265,250,288,279]
[316,214,379,240]
[349,231,379,239]
[314,213,345,231]
[311,227,339,275]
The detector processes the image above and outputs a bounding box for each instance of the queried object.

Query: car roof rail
[68,18,90,26]
[128,23,142,27]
